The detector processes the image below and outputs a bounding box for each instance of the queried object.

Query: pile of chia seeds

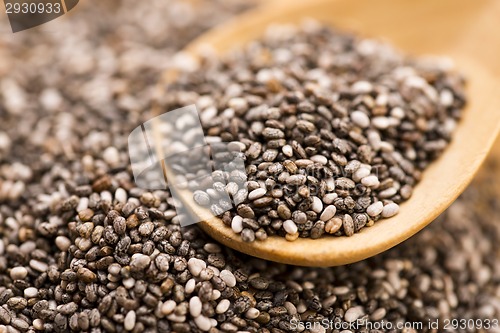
[166,22,466,241]
[0,2,498,333]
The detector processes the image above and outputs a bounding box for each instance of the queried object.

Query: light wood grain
[163,0,500,266]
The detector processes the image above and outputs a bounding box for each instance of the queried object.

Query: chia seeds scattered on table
[165,22,467,241]
[0,2,497,333]
[0,152,499,333]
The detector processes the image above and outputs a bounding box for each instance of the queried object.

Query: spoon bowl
[162,0,500,266]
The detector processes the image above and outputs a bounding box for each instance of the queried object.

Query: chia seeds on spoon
[166,21,466,241]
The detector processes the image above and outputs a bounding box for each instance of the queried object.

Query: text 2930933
[5,1,61,14]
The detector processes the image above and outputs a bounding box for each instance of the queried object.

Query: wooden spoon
[159,0,500,266]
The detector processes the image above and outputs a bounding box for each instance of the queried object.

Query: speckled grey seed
[343,214,355,236]
[130,254,151,272]
[241,228,255,242]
